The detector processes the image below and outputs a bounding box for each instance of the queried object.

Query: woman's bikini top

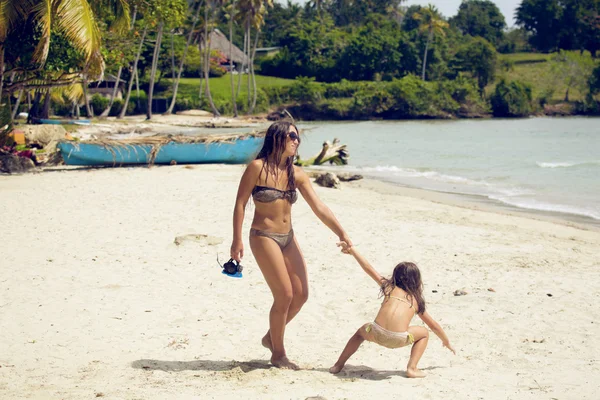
[252,185,298,204]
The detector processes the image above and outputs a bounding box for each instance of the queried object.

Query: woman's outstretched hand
[337,241,352,255]
[230,239,244,263]
[339,234,353,249]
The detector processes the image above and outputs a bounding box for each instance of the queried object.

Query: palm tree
[225,0,238,117]
[165,0,203,115]
[0,0,32,104]
[0,0,129,119]
[236,0,272,114]
[414,4,448,81]
[201,0,221,117]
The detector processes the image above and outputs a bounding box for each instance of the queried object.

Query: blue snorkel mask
[218,255,243,278]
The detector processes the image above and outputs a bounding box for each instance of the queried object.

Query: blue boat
[57,134,264,166]
[37,118,91,125]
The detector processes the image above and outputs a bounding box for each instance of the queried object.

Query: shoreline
[344,176,600,232]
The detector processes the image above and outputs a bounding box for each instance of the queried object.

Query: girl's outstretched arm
[338,242,384,286]
[296,166,352,246]
[419,311,456,354]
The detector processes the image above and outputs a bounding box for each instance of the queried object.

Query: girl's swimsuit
[365,295,416,349]
[250,186,298,249]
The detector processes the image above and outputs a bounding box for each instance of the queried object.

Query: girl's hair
[380,262,426,314]
[255,120,299,190]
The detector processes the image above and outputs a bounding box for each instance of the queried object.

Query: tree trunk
[249,29,260,114]
[147,22,164,120]
[235,31,247,101]
[99,65,122,118]
[0,47,5,106]
[119,26,147,119]
[421,30,432,81]
[11,89,23,120]
[203,5,220,117]
[165,0,202,115]
[246,24,251,113]
[229,4,238,117]
[41,90,51,119]
[131,5,137,28]
[82,76,93,117]
[564,87,570,102]
[170,32,176,86]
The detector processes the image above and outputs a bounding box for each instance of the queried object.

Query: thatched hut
[201,29,249,71]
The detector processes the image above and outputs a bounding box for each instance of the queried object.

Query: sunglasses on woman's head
[288,132,300,142]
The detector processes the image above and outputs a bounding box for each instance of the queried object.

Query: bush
[90,94,109,115]
[128,91,148,115]
[490,79,533,117]
[288,77,323,103]
[350,87,395,118]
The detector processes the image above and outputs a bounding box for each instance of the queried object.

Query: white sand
[1,165,599,399]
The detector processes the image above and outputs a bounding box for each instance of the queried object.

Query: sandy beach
[1,164,599,399]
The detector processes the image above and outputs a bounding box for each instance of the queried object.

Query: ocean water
[296,118,600,222]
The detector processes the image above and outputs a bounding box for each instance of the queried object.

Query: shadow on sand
[311,364,444,381]
[131,359,272,373]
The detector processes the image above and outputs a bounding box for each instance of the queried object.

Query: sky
[286,0,522,27]
[404,0,521,26]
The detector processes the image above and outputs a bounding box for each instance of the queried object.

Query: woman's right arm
[231,160,262,262]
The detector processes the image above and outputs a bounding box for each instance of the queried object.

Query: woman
[230,120,352,370]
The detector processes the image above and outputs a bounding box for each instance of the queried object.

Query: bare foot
[406,368,426,378]
[261,334,273,352]
[271,355,300,370]
[329,364,343,374]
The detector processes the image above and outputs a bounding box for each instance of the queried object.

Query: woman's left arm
[295,166,352,246]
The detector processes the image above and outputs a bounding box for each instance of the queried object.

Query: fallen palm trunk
[295,138,349,166]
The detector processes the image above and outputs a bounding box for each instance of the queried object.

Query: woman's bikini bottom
[250,228,294,249]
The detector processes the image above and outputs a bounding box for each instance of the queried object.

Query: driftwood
[295,138,349,166]
[315,172,341,189]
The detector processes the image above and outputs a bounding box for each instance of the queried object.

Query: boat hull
[57,137,263,166]
[38,119,91,125]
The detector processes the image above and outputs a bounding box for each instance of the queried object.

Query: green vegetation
[2,0,599,122]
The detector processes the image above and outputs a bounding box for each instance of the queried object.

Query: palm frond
[31,0,53,66]
[0,0,34,41]
[56,0,103,77]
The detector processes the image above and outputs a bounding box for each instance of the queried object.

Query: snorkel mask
[218,256,244,278]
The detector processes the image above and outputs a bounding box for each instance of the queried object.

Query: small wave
[489,196,600,220]
[360,165,531,195]
[536,160,600,168]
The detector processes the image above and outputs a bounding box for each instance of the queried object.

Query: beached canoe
[57,134,264,166]
[37,118,91,125]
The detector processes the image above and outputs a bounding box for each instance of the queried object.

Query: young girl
[329,242,455,378]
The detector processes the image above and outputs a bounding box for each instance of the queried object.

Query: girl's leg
[250,235,298,370]
[262,237,309,349]
[406,326,429,378]
[329,324,371,374]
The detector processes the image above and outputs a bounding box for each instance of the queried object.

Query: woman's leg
[262,236,309,349]
[329,323,371,374]
[406,326,429,378]
[250,235,299,370]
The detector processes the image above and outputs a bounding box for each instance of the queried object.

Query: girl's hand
[443,341,456,355]
[339,234,353,249]
[337,241,352,254]
[230,239,244,263]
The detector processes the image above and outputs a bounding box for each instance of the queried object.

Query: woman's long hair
[255,120,299,190]
[380,262,426,314]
